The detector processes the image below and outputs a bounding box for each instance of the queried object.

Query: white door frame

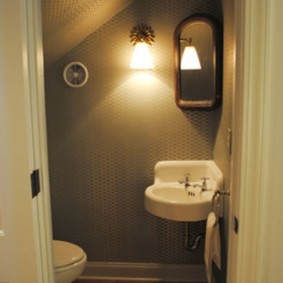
[25,0,55,281]
[0,0,54,282]
[228,0,283,282]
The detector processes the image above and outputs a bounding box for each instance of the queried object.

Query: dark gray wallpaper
[43,0,223,264]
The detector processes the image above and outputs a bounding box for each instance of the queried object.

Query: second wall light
[181,38,201,70]
[129,24,155,69]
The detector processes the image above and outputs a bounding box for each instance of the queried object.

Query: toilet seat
[53,240,85,268]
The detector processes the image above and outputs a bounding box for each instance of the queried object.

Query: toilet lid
[53,240,85,268]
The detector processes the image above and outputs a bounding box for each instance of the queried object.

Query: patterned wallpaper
[42,0,134,64]
[43,0,223,264]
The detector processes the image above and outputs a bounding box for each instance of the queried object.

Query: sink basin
[145,184,215,221]
[144,160,223,222]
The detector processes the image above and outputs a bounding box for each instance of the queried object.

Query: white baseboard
[81,262,207,282]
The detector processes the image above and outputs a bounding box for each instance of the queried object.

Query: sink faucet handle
[179,173,191,187]
[200,177,209,191]
[185,173,190,182]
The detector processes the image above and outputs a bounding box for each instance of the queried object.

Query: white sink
[144,160,223,222]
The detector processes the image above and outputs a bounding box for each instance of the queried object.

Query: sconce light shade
[181,46,201,70]
[129,24,155,70]
[130,42,154,69]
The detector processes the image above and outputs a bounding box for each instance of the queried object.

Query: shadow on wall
[42,0,134,65]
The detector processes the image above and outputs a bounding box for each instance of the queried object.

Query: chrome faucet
[179,173,191,188]
[193,177,210,192]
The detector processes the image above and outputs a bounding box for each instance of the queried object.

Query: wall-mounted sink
[144,160,223,222]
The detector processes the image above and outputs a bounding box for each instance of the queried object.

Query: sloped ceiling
[42,0,133,65]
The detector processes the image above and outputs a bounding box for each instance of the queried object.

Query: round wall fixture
[63,62,89,88]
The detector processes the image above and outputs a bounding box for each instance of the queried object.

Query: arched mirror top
[174,15,222,110]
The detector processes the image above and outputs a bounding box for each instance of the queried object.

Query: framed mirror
[174,16,222,109]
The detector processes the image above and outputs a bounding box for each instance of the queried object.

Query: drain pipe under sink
[184,222,205,251]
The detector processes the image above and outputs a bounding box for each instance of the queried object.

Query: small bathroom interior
[41,0,234,282]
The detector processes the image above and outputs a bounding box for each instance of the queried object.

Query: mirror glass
[174,16,222,109]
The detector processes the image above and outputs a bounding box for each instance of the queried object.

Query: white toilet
[53,240,87,283]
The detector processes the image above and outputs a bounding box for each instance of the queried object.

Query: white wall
[229,1,283,283]
[0,0,40,281]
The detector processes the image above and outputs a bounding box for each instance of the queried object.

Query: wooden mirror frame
[174,15,222,110]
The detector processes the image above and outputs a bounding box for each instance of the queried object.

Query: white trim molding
[234,0,269,282]
[25,0,55,282]
[229,0,283,282]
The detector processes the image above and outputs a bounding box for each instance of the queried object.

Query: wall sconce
[180,38,201,70]
[129,24,155,69]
